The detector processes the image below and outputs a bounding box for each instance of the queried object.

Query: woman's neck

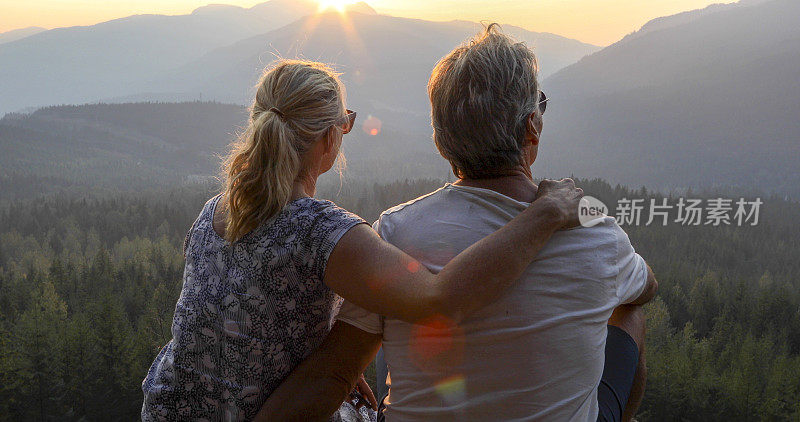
[454,167,538,203]
[291,173,317,200]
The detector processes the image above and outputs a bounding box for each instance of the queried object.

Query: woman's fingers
[356,374,378,410]
[535,178,585,228]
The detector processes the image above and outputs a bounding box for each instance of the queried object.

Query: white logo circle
[579,195,608,227]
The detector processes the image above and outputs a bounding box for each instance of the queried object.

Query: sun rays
[316,0,359,13]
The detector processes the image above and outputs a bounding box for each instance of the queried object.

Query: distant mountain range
[0,0,598,118]
[0,102,245,200]
[1,0,798,199]
[0,0,327,115]
[540,0,800,197]
[0,27,46,45]
[152,12,599,131]
[0,101,451,201]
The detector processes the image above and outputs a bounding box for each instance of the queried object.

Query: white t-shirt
[337,184,648,422]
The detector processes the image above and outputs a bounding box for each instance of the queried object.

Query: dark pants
[596,325,639,422]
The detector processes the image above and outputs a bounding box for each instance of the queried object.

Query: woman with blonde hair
[141,59,582,421]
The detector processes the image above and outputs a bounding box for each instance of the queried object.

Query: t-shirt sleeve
[613,222,649,305]
[336,300,384,335]
[307,202,368,280]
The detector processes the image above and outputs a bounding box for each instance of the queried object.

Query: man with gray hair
[259,24,658,422]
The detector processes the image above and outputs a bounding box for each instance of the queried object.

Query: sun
[317,0,358,13]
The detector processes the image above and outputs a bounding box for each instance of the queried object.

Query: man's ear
[526,112,541,146]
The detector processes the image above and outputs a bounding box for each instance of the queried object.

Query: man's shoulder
[378,185,449,221]
[373,185,453,241]
[568,215,622,235]
[530,216,631,285]
[550,216,625,252]
[547,216,639,277]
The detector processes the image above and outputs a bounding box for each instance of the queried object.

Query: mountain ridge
[540,0,800,197]
[0,26,46,44]
[0,1,596,116]
[149,11,598,133]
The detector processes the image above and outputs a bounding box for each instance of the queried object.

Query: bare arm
[255,180,582,421]
[628,263,658,305]
[254,321,382,422]
[324,179,582,324]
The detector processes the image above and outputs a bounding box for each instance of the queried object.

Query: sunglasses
[336,109,358,134]
[537,90,548,115]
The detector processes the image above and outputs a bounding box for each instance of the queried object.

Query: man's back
[370,184,647,421]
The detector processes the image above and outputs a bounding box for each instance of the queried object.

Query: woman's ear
[526,112,541,146]
[323,127,337,154]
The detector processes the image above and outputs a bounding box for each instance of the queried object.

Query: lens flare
[435,375,466,403]
[362,115,382,136]
[411,316,454,358]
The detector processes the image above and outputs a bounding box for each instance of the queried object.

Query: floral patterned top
[142,195,366,421]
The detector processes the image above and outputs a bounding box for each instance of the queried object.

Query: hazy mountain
[153,12,599,132]
[541,0,800,197]
[0,1,596,117]
[0,102,246,200]
[1,3,596,198]
[10,0,796,198]
[0,101,450,201]
[0,26,46,44]
[620,3,743,43]
[619,0,782,44]
[0,0,330,115]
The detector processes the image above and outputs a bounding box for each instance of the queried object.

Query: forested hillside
[0,102,245,201]
[0,179,798,420]
[0,102,449,202]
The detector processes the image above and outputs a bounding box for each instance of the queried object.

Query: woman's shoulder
[182,194,225,256]
[289,198,366,262]
[199,194,226,236]
[197,194,224,221]
[291,197,364,227]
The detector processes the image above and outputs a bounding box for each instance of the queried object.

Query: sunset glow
[317,0,358,13]
[0,0,735,46]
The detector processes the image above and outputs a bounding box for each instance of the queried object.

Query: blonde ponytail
[222,60,346,242]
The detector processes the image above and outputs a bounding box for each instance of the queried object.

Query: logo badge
[579,196,608,227]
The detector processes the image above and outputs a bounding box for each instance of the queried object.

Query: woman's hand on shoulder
[534,178,584,229]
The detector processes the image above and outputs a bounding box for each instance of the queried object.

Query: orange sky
[0,0,733,46]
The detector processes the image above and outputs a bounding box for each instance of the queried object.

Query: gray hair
[428,23,541,179]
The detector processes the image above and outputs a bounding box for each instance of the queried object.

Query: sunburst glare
[317,0,358,13]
